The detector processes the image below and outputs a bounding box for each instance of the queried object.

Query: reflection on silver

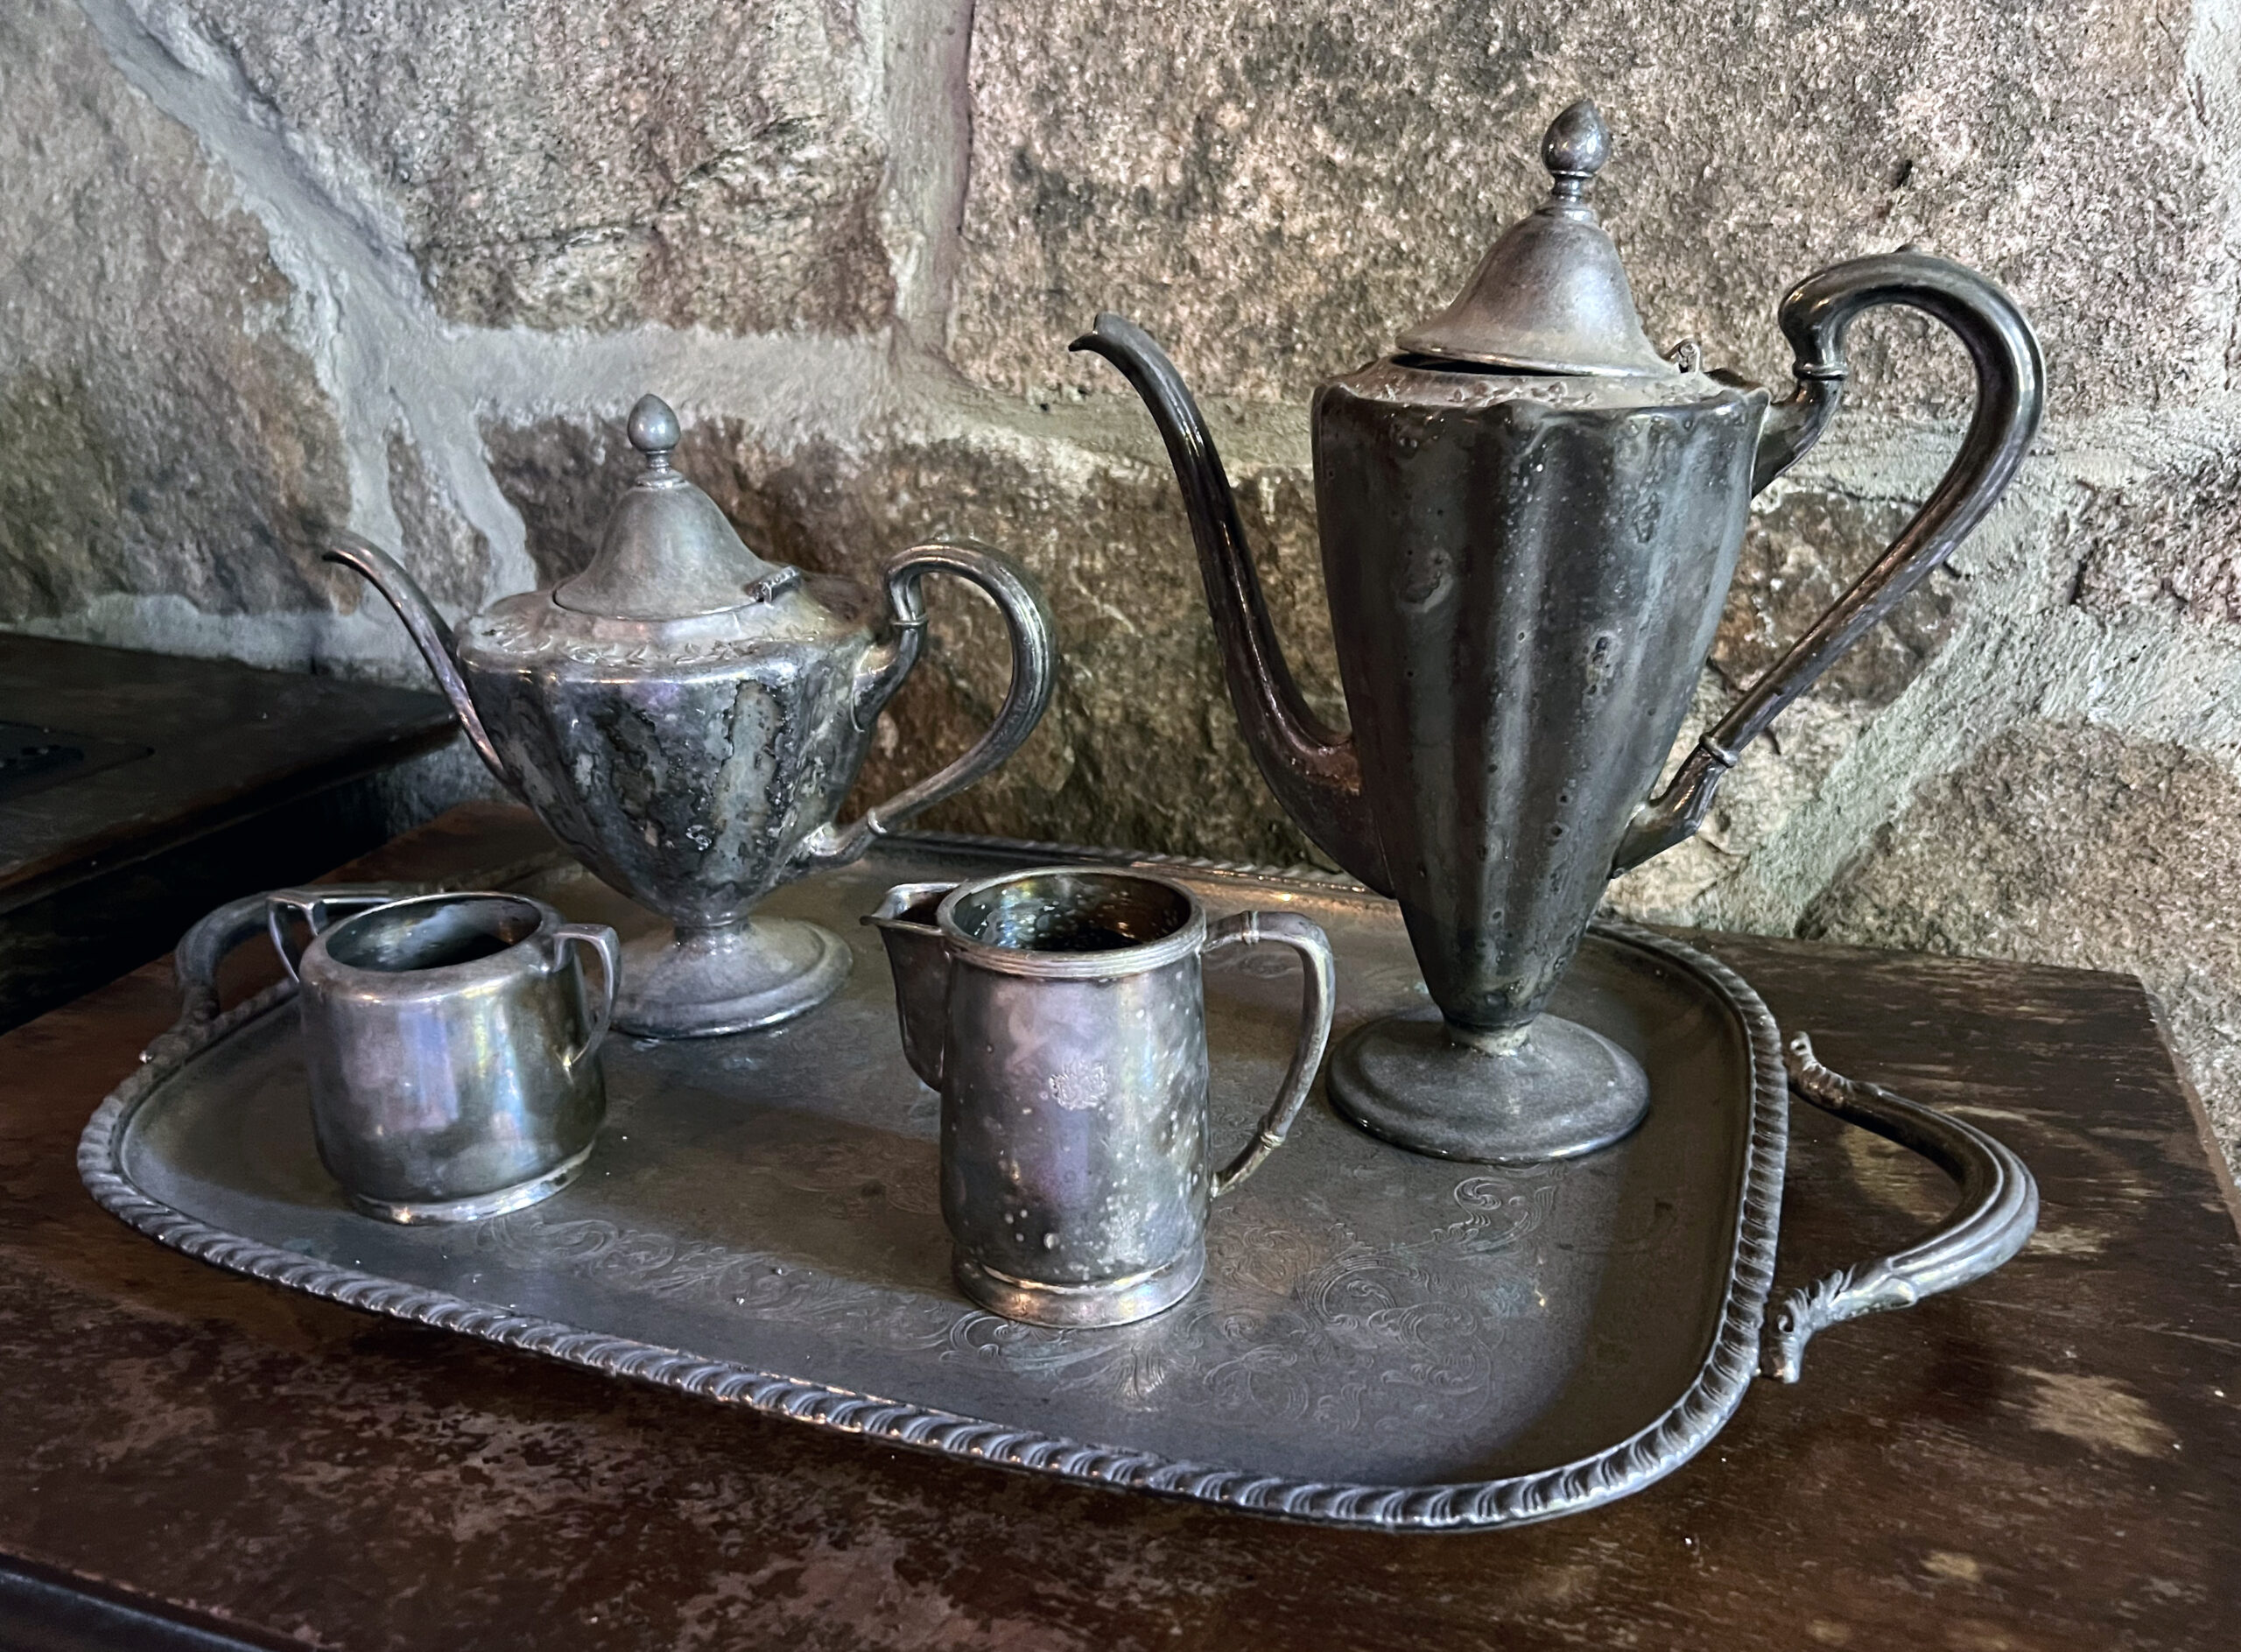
[268,888,619,1223]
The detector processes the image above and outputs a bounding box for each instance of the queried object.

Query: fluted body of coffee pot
[1078,100,2043,1162]
[1314,362,1760,1047]
[330,394,1057,1039]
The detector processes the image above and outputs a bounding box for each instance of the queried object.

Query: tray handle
[1766,1032,2039,1382]
[165,884,418,1038]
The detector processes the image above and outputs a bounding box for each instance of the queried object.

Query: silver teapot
[1078,100,2043,1163]
[331,395,1056,1039]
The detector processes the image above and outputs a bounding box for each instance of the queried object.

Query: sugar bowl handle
[1614,251,2044,873]
[265,887,409,982]
[1764,1034,2039,1382]
[148,884,417,1064]
[1204,910,1338,1197]
[794,541,1057,872]
[550,924,622,1074]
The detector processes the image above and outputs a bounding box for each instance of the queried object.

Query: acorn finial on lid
[628,393,680,474]
[1542,99,1612,199]
[1393,98,1668,377]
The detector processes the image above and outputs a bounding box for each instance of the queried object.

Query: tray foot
[347,1141,594,1224]
[613,917,852,1039]
[954,1241,1205,1328]
[1328,1006,1649,1163]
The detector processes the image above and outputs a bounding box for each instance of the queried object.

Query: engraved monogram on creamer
[1045,1060,1110,1112]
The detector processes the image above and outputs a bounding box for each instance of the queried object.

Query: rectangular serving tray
[84,834,1802,1531]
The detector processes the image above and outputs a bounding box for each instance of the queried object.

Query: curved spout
[326,531,514,787]
[1070,315,1388,891]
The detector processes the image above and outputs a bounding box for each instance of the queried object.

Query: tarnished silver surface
[1767,1033,2040,1383]
[81,835,1780,1529]
[327,393,1056,1040]
[269,889,619,1224]
[1394,98,1668,376]
[1074,99,2044,1164]
[78,834,2035,1530]
[868,868,1334,1327]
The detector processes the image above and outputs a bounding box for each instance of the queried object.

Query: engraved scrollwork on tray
[938,1169,1564,1435]
[474,1208,966,1351]
[468,1156,1577,1442]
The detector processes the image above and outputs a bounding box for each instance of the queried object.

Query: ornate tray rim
[77,832,1788,1533]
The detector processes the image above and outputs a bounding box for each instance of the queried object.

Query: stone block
[1802,722,2241,1160]
[0,0,350,627]
[955,0,2227,418]
[2068,445,2241,630]
[383,432,492,613]
[158,0,897,334]
[1712,489,1952,709]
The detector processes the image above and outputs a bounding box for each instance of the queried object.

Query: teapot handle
[1612,251,2044,873]
[790,541,1057,873]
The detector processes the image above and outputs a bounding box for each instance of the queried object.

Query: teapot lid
[553,395,791,622]
[1394,100,1670,377]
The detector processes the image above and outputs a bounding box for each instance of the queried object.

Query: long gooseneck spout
[327,531,516,789]
[1071,315,1389,893]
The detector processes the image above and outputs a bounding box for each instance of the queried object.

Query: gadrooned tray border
[77,833,1788,1533]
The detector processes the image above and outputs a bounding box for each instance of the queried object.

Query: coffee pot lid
[553,395,790,622]
[1394,100,1670,377]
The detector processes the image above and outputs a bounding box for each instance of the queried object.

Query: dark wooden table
[0,634,454,1032]
[4,805,2236,1651]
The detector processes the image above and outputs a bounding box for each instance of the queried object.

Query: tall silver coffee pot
[1078,100,2043,1163]
[332,395,1056,1039]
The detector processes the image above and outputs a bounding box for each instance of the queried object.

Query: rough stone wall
[5,0,2239,1163]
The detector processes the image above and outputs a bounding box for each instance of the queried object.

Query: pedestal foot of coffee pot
[1327,1005,1649,1163]
[613,917,852,1039]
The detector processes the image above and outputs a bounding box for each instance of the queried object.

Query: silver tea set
[274,100,2041,1328]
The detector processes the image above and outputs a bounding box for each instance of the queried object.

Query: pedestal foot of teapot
[1327,1006,1649,1163]
[613,917,852,1039]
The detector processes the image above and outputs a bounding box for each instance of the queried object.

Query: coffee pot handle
[1612,251,2044,873]
[790,541,1057,874]
[1203,910,1338,1197]
[550,924,622,1074]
